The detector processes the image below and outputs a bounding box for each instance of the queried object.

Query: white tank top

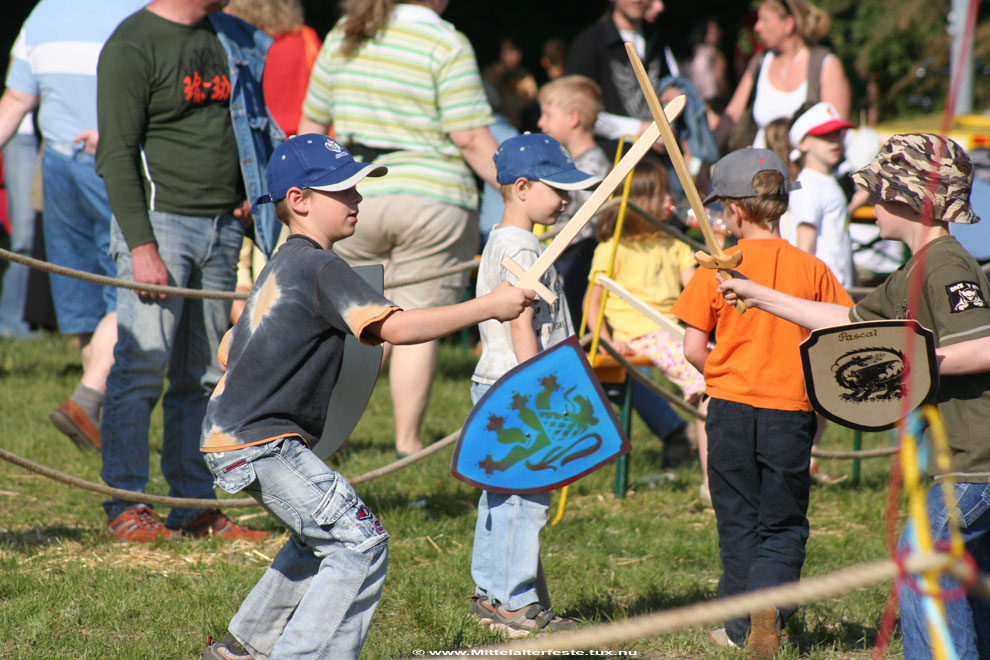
[751,51,808,148]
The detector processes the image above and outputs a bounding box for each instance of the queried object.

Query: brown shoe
[180,509,270,541]
[746,608,779,659]
[49,399,101,451]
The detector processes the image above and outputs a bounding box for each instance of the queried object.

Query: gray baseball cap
[702,148,801,205]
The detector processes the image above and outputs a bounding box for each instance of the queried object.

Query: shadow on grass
[363,492,476,520]
[788,619,880,654]
[0,525,87,551]
[568,584,715,622]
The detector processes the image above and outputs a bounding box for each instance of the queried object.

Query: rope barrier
[0,430,459,509]
[395,552,981,659]
[596,341,900,460]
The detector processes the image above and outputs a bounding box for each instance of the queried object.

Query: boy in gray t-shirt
[199,135,535,660]
[469,133,600,637]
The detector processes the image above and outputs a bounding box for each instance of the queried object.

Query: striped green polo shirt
[303,4,493,210]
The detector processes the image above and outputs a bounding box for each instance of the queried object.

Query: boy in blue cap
[200,134,536,660]
[469,133,600,637]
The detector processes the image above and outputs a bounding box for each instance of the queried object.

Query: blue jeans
[897,482,990,660]
[0,133,38,336]
[41,143,117,334]
[706,398,816,644]
[205,438,388,660]
[469,382,551,610]
[101,211,242,528]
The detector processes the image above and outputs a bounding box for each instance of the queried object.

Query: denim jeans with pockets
[101,210,242,528]
[206,437,388,660]
[468,381,551,611]
[897,482,990,660]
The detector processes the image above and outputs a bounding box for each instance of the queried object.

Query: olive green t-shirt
[96,9,243,250]
[851,236,990,482]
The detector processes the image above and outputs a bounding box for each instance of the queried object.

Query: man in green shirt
[95,0,280,542]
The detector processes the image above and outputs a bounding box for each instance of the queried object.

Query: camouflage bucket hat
[852,133,980,224]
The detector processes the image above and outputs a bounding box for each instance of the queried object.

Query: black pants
[706,398,816,644]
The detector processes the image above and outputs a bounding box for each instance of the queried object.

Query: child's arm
[509,307,540,363]
[585,282,632,354]
[368,282,535,345]
[936,336,990,375]
[679,266,696,290]
[717,273,851,330]
[796,224,817,255]
[683,324,710,374]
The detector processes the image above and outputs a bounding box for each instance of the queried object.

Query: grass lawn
[0,334,906,659]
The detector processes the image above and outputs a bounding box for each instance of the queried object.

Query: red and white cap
[789,102,857,148]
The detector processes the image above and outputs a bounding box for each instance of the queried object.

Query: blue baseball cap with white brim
[253,134,387,209]
[494,133,601,190]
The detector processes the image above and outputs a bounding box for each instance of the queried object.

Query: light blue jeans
[205,437,388,660]
[0,133,38,336]
[41,143,116,333]
[897,482,990,660]
[469,381,551,611]
[101,210,242,528]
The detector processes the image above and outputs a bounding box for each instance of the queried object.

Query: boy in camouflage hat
[718,133,990,659]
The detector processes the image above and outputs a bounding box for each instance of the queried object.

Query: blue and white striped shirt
[5,0,147,143]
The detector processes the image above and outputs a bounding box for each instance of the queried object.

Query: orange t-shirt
[671,238,853,411]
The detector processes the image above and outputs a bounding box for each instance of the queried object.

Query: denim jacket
[209,12,285,258]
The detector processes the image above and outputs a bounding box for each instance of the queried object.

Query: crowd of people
[0,1,988,659]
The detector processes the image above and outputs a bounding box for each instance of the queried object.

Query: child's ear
[568,108,581,129]
[513,177,530,199]
[285,187,308,214]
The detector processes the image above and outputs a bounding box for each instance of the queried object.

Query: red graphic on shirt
[210,74,231,101]
[183,72,231,105]
[184,72,206,104]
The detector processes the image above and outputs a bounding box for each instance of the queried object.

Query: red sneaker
[107,506,180,542]
[181,509,270,541]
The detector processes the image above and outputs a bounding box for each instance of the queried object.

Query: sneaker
[708,627,739,648]
[180,509,270,541]
[490,603,575,638]
[107,506,180,542]
[202,633,251,660]
[49,399,101,452]
[746,608,780,659]
[469,594,497,625]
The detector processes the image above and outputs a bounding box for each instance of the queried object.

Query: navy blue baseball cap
[254,134,387,208]
[494,133,601,190]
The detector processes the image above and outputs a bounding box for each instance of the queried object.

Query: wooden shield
[800,320,938,431]
[451,336,630,494]
[314,265,384,459]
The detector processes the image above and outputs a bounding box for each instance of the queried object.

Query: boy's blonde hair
[274,188,312,225]
[537,75,603,131]
[716,170,789,231]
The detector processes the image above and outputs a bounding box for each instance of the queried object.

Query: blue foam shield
[451,336,630,494]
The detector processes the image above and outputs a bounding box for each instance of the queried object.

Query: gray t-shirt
[472,226,574,385]
[557,145,612,242]
[201,235,399,452]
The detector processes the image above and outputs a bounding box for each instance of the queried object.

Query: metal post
[852,430,863,486]
[950,0,975,115]
[612,379,634,498]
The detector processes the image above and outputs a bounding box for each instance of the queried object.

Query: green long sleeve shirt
[96,9,244,249]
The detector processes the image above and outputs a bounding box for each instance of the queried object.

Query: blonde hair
[716,170,788,231]
[596,159,670,242]
[762,0,832,43]
[225,0,305,36]
[274,188,313,225]
[537,75,603,131]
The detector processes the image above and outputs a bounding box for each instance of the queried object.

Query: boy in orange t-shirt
[671,149,852,658]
